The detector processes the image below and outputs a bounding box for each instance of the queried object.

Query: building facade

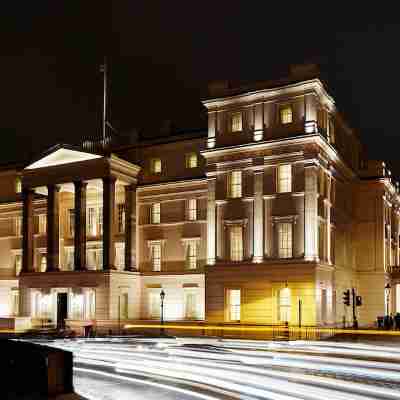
[0,64,398,331]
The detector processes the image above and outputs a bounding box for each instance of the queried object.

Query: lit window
[86,248,103,270]
[40,254,47,272]
[65,248,74,271]
[15,254,22,276]
[38,214,47,235]
[279,287,291,322]
[11,289,19,316]
[87,207,97,236]
[187,199,197,221]
[278,222,292,259]
[185,153,198,168]
[230,226,243,261]
[186,242,198,270]
[229,171,242,198]
[228,289,241,321]
[117,204,125,233]
[151,203,161,224]
[151,244,161,271]
[149,292,161,318]
[280,105,293,124]
[277,164,292,193]
[68,209,75,237]
[185,291,198,319]
[15,177,22,194]
[15,216,22,237]
[115,243,125,270]
[150,158,162,174]
[231,112,243,132]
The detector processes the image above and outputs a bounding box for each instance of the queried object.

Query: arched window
[279,287,291,322]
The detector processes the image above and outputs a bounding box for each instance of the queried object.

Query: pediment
[25,146,102,170]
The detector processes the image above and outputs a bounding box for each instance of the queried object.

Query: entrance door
[57,293,68,329]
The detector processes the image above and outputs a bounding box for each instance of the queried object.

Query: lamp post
[160,290,165,336]
[385,283,391,317]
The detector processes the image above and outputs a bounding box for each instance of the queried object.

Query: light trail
[26,338,400,400]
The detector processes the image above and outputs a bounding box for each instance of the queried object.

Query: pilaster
[46,184,60,271]
[74,181,87,271]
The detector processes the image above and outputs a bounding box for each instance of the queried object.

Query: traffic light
[356,295,362,307]
[343,289,350,306]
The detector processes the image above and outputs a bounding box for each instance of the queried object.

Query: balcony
[388,266,400,278]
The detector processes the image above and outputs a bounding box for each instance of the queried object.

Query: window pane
[187,199,197,221]
[186,242,197,270]
[152,244,161,271]
[229,171,242,198]
[229,289,241,321]
[118,204,125,233]
[151,203,161,224]
[230,226,243,261]
[278,222,292,258]
[279,287,291,322]
[231,112,242,132]
[186,153,198,168]
[278,165,292,193]
[151,158,162,173]
[280,105,293,124]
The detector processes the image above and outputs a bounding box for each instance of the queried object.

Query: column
[22,188,35,273]
[216,202,224,260]
[326,175,332,264]
[74,181,87,271]
[103,176,117,270]
[207,177,216,265]
[395,213,400,267]
[46,184,60,271]
[304,164,319,261]
[125,184,136,271]
[253,171,264,263]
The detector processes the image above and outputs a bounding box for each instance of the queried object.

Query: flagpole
[102,56,107,145]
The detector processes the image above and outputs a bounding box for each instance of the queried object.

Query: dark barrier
[1,339,73,398]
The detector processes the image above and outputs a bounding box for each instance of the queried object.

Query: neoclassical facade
[0,64,398,331]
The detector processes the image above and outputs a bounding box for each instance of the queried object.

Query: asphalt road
[27,337,400,400]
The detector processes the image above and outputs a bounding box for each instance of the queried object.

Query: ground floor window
[227,289,241,322]
[396,283,400,313]
[11,289,19,316]
[279,287,291,322]
[120,292,129,320]
[115,243,125,270]
[87,248,103,270]
[184,291,199,319]
[149,291,161,319]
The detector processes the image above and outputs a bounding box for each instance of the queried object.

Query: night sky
[1,5,399,177]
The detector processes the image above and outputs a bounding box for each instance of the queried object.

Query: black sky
[1,5,399,176]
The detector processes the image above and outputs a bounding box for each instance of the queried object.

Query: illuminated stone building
[0,64,398,331]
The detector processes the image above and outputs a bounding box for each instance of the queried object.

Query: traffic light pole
[352,288,358,329]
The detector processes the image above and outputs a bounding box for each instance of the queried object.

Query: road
[29,337,400,400]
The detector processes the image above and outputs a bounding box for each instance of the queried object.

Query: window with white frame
[187,199,197,221]
[150,158,162,174]
[15,216,22,236]
[68,209,75,237]
[38,214,46,235]
[278,222,292,259]
[150,203,161,224]
[150,243,162,271]
[228,289,241,321]
[277,164,292,193]
[184,291,198,319]
[228,171,242,198]
[230,226,243,261]
[185,152,198,168]
[231,112,242,132]
[186,242,198,270]
[280,105,293,124]
[279,287,291,322]
[117,203,126,233]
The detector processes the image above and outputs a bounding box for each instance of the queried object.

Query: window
[184,291,198,319]
[185,153,198,168]
[120,292,129,319]
[15,177,22,194]
[230,226,243,261]
[87,248,102,270]
[65,247,74,271]
[149,292,161,318]
[280,105,293,124]
[151,203,161,224]
[231,112,242,132]
[150,158,162,174]
[118,204,125,233]
[187,199,197,221]
[278,222,292,259]
[68,209,75,237]
[151,243,161,271]
[277,164,292,193]
[229,171,242,198]
[15,254,22,276]
[40,254,47,272]
[85,289,96,319]
[87,207,97,236]
[98,206,103,235]
[11,289,19,316]
[228,289,241,321]
[115,243,125,270]
[38,214,46,235]
[15,216,22,237]
[279,287,291,322]
[186,242,198,270]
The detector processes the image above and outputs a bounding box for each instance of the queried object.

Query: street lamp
[385,283,391,317]
[160,290,165,336]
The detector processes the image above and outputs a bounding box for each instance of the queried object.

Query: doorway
[57,293,68,329]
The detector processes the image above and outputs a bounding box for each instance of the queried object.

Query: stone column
[103,176,117,270]
[395,213,400,267]
[304,164,319,261]
[125,184,136,271]
[253,171,264,263]
[22,188,35,273]
[46,184,60,271]
[207,178,216,265]
[326,175,332,264]
[74,181,87,271]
